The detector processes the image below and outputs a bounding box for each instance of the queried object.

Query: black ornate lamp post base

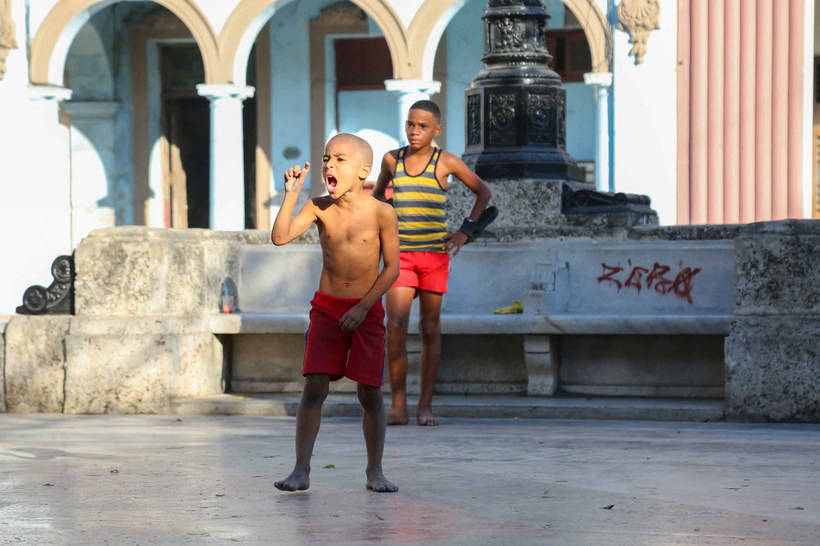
[464,145,586,181]
[462,0,586,183]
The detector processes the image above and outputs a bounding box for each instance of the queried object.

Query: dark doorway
[244,46,258,229]
[160,44,210,228]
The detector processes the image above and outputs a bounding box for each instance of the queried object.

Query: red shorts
[393,251,450,294]
[303,292,385,387]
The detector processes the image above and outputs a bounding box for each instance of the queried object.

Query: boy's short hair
[329,133,373,165]
[409,100,441,122]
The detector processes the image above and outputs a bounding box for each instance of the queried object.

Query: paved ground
[1,415,819,545]
[172,393,726,421]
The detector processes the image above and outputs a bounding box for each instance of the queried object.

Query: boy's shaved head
[328,133,373,165]
[409,100,441,121]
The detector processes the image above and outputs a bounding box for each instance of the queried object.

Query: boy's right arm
[271,163,317,246]
[371,152,397,202]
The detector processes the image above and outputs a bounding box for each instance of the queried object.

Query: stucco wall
[0,0,72,315]
[612,0,677,225]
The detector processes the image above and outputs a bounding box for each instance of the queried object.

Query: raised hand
[284,162,311,193]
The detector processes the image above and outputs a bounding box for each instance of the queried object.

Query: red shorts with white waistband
[302,291,385,387]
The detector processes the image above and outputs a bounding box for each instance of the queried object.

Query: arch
[408,0,612,82]
[220,0,412,86]
[30,0,221,86]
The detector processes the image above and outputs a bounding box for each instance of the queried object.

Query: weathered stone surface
[74,227,272,317]
[0,320,6,411]
[230,334,306,392]
[559,334,725,398]
[436,335,527,394]
[63,332,223,414]
[734,220,820,316]
[240,245,321,313]
[4,316,70,413]
[446,178,564,233]
[629,224,745,241]
[726,317,820,421]
[725,220,820,422]
[524,335,558,395]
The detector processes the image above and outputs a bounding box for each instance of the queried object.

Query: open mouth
[326,175,338,193]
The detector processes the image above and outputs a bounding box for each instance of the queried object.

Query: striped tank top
[393,146,447,253]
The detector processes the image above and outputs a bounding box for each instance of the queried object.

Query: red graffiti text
[596,262,702,304]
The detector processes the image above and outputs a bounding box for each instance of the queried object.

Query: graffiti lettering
[624,266,649,293]
[597,261,701,304]
[596,263,624,290]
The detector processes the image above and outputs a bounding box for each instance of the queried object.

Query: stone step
[171,393,726,422]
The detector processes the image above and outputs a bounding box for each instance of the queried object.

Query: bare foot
[366,469,398,493]
[416,406,438,426]
[387,407,409,426]
[274,468,310,492]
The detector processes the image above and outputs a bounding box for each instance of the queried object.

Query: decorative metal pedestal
[462,0,584,181]
[16,255,75,315]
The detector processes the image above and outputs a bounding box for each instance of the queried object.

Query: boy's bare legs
[385,286,416,425]
[275,374,329,491]
[417,290,443,426]
[357,383,398,492]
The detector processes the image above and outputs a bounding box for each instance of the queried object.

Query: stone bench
[210,240,734,396]
[0,226,740,414]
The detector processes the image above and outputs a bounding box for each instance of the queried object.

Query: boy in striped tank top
[373,100,491,426]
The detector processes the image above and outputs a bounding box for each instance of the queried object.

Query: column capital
[28,85,72,102]
[384,79,441,95]
[196,84,255,101]
[583,72,613,87]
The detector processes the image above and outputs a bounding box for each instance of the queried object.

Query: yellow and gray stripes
[393,147,447,252]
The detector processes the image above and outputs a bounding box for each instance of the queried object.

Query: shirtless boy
[372,100,491,426]
[272,133,399,493]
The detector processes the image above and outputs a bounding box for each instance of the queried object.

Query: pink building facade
[677,0,817,223]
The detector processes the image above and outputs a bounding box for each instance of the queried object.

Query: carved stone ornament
[0,0,17,80]
[617,0,660,65]
[16,255,75,315]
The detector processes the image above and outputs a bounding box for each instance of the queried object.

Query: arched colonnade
[30,0,611,87]
[28,0,612,229]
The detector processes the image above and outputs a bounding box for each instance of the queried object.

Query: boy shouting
[373,100,491,426]
[272,133,399,493]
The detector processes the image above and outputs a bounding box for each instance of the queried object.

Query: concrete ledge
[171,393,726,422]
[0,320,7,412]
[207,312,731,335]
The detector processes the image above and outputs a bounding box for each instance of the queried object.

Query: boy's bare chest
[318,212,379,245]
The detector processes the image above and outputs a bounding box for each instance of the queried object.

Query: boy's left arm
[441,152,492,256]
[338,204,400,332]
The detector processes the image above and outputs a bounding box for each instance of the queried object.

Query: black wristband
[458,218,481,243]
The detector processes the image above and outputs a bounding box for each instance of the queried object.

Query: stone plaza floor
[1,414,819,545]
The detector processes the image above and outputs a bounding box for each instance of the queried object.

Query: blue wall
[269,0,398,190]
[269,1,313,191]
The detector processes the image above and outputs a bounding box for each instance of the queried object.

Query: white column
[196,84,255,230]
[384,79,441,145]
[583,72,613,192]
[27,85,74,249]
